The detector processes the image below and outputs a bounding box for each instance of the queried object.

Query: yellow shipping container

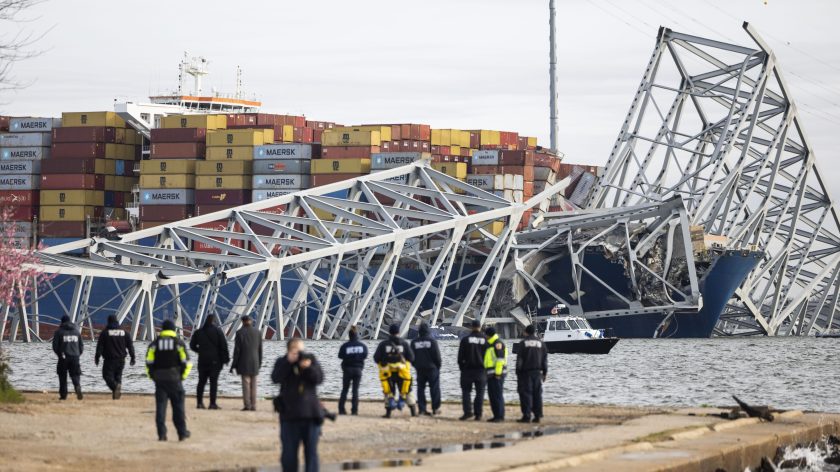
[196,175,252,190]
[139,174,196,189]
[311,158,371,174]
[41,206,100,222]
[469,221,505,239]
[278,125,294,143]
[196,160,253,175]
[431,162,467,179]
[104,175,117,191]
[450,146,461,156]
[205,146,255,161]
[160,114,227,130]
[40,190,104,206]
[140,159,197,175]
[479,130,501,146]
[116,176,134,192]
[62,111,125,128]
[321,130,381,147]
[207,129,272,147]
[333,126,391,142]
[527,137,538,148]
[103,159,116,175]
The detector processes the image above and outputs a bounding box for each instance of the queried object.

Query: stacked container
[251,143,313,203]
[0,117,59,245]
[468,149,537,230]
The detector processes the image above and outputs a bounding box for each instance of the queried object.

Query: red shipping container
[0,116,9,132]
[140,205,195,221]
[114,192,125,207]
[311,173,363,187]
[470,165,498,175]
[497,165,535,181]
[150,142,205,159]
[534,153,559,171]
[460,147,471,157]
[469,131,480,149]
[150,128,207,143]
[40,157,100,174]
[192,220,245,254]
[195,189,250,206]
[5,205,37,220]
[0,190,39,206]
[523,181,534,198]
[499,150,535,166]
[41,174,105,190]
[196,204,241,216]
[321,146,380,159]
[51,142,108,159]
[53,127,119,144]
[312,129,324,144]
[39,221,87,237]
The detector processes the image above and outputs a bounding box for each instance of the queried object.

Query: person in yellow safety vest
[483,326,508,423]
[372,324,416,418]
[146,319,193,441]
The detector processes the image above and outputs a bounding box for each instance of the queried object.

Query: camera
[299,352,315,362]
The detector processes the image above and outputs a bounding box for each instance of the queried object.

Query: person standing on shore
[457,320,487,421]
[373,324,416,418]
[483,326,508,422]
[51,315,84,401]
[189,314,230,410]
[272,338,324,472]
[145,319,192,441]
[516,324,548,424]
[337,325,367,416]
[231,315,263,411]
[411,322,442,416]
[94,314,135,400]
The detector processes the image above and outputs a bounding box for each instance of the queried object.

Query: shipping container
[140,205,195,221]
[251,159,310,175]
[9,117,61,132]
[320,146,380,159]
[533,167,556,182]
[195,175,251,190]
[311,158,371,174]
[370,152,429,170]
[333,126,391,142]
[0,190,39,206]
[498,150,535,166]
[430,162,467,179]
[195,204,241,217]
[321,130,381,147]
[0,116,8,131]
[150,127,207,143]
[471,150,500,166]
[160,114,226,130]
[252,174,309,190]
[311,173,363,187]
[150,142,205,159]
[140,189,195,205]
[39,221,88,237]
[205,146,255,161]
[0,132,51,147]
[140,159,197,175]
[206,129,272,147]
[195,189,250,206]
[195,160,253,175]
[0,220,33,238]
[0,174,38,190]
[252,189,293,201]
[39,158,105,174]
[138,174,196,189]
[41,174,104,190]
[40,190,104,206]
[253,144,313,160]
[40,205,103,222]
[0,146,50,160]
[0,160,40,174]
[139,221,168,230]
[62,111,125,128]
[4,205,37,220]
[52,126,122,143]
[51,142,134,160]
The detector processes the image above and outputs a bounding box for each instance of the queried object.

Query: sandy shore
[0,392,654,471]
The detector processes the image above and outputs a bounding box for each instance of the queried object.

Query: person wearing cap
[95,314,136,400]
[515,324,548,423]
[145,319,192,441]
[231,315,263,411]
[483,326,508,422]
[51,315,84,400]
[337,325,367,415]
[457,320,487,421]
[411,322,442,416]
[189,314,230,409]
[372,324,416,418]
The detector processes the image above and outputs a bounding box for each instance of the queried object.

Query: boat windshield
[568,319,585,329]
[548,320,571,331]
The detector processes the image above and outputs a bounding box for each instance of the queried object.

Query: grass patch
[0,346,24,404]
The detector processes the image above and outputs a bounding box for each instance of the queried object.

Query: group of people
[51,314,549,472]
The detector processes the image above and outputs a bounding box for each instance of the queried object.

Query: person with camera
[271,338,324,472]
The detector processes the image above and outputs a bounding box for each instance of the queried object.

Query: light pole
[549,0,559,154]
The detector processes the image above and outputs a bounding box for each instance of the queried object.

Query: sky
[1,0,839,187]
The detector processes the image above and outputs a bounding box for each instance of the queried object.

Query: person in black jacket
[272,338,324,472]
[94,314,135,400]
[146,319,192,441]
[372,324,416,418]
[515,324,548,423]
[189,315,230,409]
[52,315,84,401]
[411,323,442,416]
[457,320,487,421]
[337,325,367,415]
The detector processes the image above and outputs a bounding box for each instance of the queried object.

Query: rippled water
[3,338,838,412]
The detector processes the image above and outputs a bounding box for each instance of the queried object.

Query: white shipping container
[503,174,524,191]
[0,174,38,190]
[252,174,310,190]
[253,144,312,160]
[253,189,293,201]
[382,174,410,185]
[371,152,429,170]
[569,173,596,206]
[533,167,556,182]
[0,159,40,174]
[471,150,500,166]
[5,237,33,249]
[0,132,51,147]
[0,221,33,238]
[0,146,50,160]
[9,117,61,132]
[465,174,502,191]
[141,189,195,205]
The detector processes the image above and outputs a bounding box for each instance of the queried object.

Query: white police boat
[539,315,619,354]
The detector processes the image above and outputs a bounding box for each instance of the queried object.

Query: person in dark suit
[189,315,230,409]
[231,315,263,411]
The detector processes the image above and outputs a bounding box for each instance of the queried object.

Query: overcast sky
[2,0,839,187]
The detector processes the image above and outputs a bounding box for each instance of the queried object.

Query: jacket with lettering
[52,321,83,358]
[338,333,368,369]
[483,334,508,376]
[458,331,487,371]
[189,321,230,368]
[411,334,442,370]
[373,335,414,366]
[95,319,135,363]
[145,330,192,383]
[515,334,548,375]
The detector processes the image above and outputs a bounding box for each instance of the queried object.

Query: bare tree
[0,0,46,94]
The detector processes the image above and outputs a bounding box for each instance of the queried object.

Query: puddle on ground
[219,459,420,472]
[397,425,579,455]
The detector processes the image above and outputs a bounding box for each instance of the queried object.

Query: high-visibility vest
[483,334,507,376]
